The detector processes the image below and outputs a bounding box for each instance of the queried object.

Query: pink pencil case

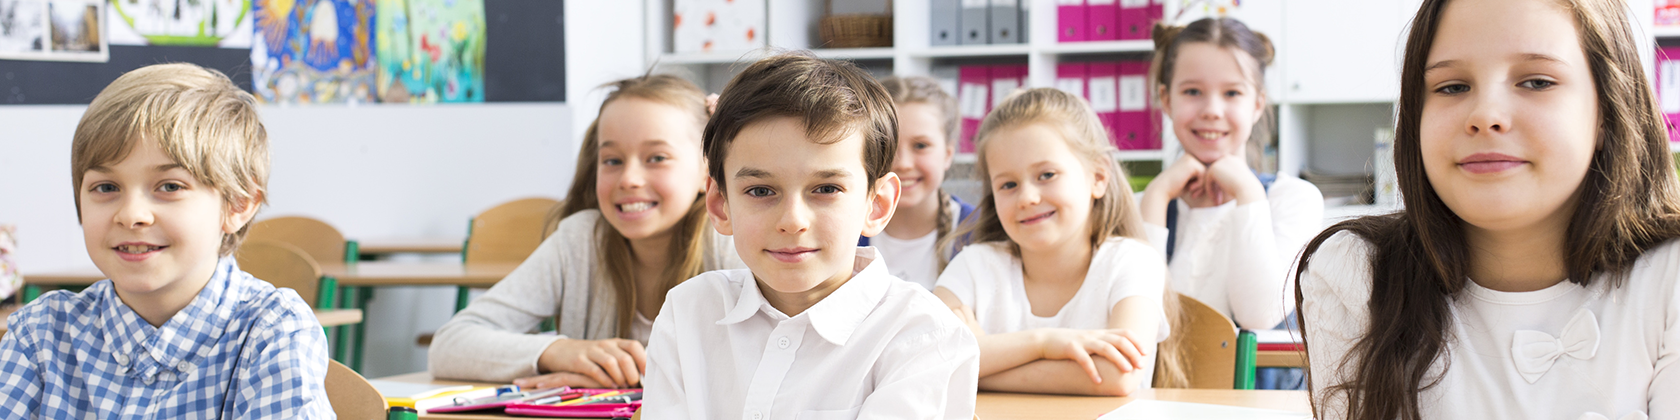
[426,387,574,414]
[504,401,640,418]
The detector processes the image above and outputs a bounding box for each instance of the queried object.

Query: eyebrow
[1425,54,1567,74]
[599,139,673,149]
[733,167,853,180]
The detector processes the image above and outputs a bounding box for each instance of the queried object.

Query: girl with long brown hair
[1297,0,1680,418]
[429,74,743,387]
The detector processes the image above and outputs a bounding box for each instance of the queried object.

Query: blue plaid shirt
[0,258,333,419]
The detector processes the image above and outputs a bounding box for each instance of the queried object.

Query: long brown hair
[1293,0,1680,418]
[1150,18,1276,166]
[548,74,712,337]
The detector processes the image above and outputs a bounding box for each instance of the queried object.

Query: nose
[776,196,811,235]
[113,194,153,229]
[1017,183,1041,209]
[1198,96,1224,121]
[1466,91,1511,136]
[891,144,915,175]
[619,162,646,190]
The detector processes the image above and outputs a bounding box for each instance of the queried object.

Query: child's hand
[1035,328,1149,384]
[1204,156,1265,205]
[535,338,648,388]
[1151,154,1208,201]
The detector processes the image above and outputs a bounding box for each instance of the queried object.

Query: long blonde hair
[880,75,964,272]
[548,74,711,337]
[942,88,1188,387]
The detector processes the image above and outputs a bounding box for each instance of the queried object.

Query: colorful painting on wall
[106,0,252,47]
[250,0,377,104]
[374,0,484,103]
[0,0,106,61]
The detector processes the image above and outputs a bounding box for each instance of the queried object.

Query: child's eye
[913,142,930,150]
[1182,88,1201,97]
[1038,171,1057,181]
[90,183,117,194]
[1519,79,1556,90]
[1434,83,1469,95]
[745,186,775,197]
[648,155,668,163]
[813,185,842,195]
[997,181,1017,191]
[1224,89,1243,98]
[157,182,185,193]
[602,158,623,166]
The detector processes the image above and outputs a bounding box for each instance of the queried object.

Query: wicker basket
[819,0,893,48]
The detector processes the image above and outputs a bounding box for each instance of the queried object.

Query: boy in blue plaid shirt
[0,63,333,419]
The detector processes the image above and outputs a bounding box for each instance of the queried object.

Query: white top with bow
[1299,232,1680,420]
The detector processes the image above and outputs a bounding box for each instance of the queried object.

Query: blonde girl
[1297,0,1680,418]
[933,88,1176,396]
[430,74,743,387]
[861,76,975,289]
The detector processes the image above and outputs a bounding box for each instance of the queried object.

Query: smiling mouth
[1193,130,1227,141]
[766,247,819,263]
[618,201,658,214]
[1019,210,1056,225]
[115,244,166,254]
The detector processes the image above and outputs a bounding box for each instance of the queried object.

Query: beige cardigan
[428,209,742,382]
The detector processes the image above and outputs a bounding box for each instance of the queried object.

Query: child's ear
[1091,167,1109,200]
[222,192,262,234]
[1156,84,1171,110]
[705,178,733,236]
[861,173,901,237]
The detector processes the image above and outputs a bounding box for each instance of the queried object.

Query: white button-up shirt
[642,247,979,420]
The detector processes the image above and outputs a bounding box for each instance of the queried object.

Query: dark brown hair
[704,52,898,192]
[1293,1,1680,419]
[548,73,712,337]
[1150,17,1277,163]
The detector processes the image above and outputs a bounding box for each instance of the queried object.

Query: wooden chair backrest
[325,359,387,420]
[249,216,347,265]
[1170,293,1239,389]
[236,239,323,307]
[466,197,560,265]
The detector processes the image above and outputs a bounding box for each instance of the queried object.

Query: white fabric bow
[1511,308,1600,384]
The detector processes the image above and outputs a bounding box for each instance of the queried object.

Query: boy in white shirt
[640,52,981,419]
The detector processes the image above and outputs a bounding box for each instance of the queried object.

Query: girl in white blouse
[933,88,1177,396]
[1139,17,1322,332]
[429,75,743,387]
[1295,0,1679,419]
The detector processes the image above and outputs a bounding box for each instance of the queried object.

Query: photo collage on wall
[0,0,107,61]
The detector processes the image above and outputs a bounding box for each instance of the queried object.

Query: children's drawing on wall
[106,0,253,47]
[251,0,377,104]
[375,0,484,103]
[0,0,105,61]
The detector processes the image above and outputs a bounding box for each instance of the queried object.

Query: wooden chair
[1165,293,1240,389]
[464,197,561,265]
[325,359,387,420]
[236,240,322,309]
[248,216,351,265]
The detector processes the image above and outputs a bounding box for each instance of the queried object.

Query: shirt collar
[100,257,240,375]
[715,247,892,346]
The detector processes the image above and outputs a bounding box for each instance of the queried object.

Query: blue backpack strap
[857,235,870,247]
[1164,172,1276,262]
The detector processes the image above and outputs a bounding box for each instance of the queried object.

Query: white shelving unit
[641,0,1663,223]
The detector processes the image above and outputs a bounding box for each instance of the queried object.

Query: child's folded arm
[977,358,1133,396]
[230,303,333,419]
[431,230,575,382]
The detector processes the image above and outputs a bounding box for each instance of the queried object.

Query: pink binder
[1661,46,1680,143]
[1119,0,1149,40]
[1087,0,1119,41]
[1057,0,1088,43]
[1114,60,1159,150]
[1056,62,1089,101]
[991,64,1024,109]
[958,65,993,153]
[1087,61,1121,146]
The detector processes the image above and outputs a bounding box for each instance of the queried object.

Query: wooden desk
[375,372,1312,420]
[357,238,464,256]
[23,267,103,287]
[320,262,517,288]
[0,305,15,340]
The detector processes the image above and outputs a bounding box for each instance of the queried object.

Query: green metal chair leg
[352,286,373,372]
[21,285,41,304]
[455,286,472,313]
[1234,330,1258,390]
[335,284,355,366]
[316,276,341,362]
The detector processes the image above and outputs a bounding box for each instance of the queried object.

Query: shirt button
[750,411,763,420]
[113,354,128,364]
[177,362,193,373]
[142,376,154,385]
[777,337,790,349]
